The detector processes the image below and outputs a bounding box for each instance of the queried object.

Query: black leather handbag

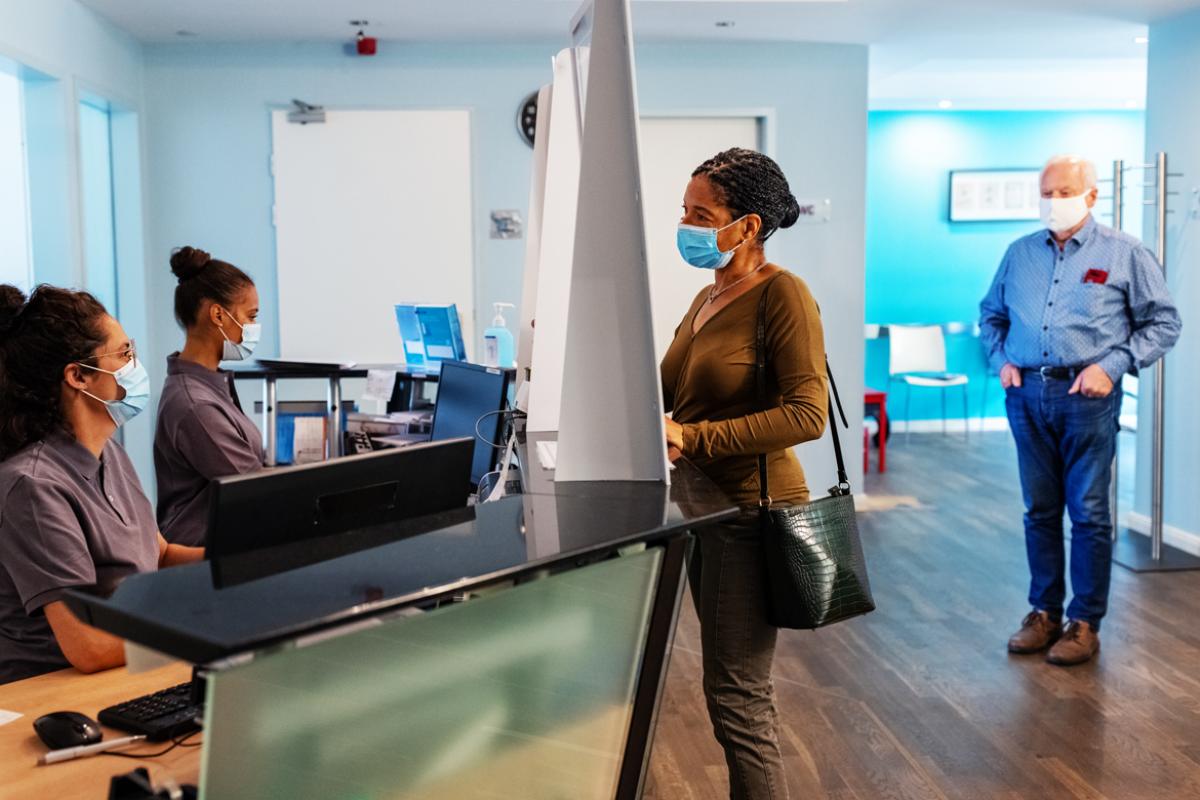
[754,286,875,630]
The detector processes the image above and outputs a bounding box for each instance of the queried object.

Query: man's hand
[1069,365,1115,398]
[1000,363,1023,389]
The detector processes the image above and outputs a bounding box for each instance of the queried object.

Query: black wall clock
[517,91,539,147]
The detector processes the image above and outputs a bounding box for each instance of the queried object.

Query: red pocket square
[1083,269,1109,284]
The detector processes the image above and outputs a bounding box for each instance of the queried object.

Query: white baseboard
[1122,512,1200,557]
[883,417,1010,434]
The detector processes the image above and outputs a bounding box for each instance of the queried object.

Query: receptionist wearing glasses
[154,246,266,547]
[0,284,203,684]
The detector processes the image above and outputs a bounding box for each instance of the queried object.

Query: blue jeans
[1005,374,1121,629]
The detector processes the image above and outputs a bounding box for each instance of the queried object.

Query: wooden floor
[646,433,1200,800]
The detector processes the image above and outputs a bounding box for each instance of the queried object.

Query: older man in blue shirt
[980,155,1181,666]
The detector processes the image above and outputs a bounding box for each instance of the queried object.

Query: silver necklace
[708,261,768,304]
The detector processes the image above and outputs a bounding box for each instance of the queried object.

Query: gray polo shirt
[0,431,159,684]
[154,353,265,547]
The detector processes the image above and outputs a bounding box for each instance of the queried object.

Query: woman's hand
[157,533,204,568]
[664,416,684,453]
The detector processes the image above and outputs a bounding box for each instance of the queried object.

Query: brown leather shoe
[1046,620,1100,666]
[1007,610,1063,654]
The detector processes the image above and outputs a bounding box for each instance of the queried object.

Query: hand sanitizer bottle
[483,303,516,368]
[480,303,513,369]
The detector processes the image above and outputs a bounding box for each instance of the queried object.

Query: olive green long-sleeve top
[661,270,828,507]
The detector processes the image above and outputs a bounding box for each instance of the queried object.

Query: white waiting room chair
[888,324,969,443]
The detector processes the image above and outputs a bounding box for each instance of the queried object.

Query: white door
[271,109,474,363]
[639,116,761,359]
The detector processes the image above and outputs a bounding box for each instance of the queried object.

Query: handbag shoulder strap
[755,279,851,507]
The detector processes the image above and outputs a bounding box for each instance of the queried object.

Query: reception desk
[0,663,197,797]
[35,459,735,799]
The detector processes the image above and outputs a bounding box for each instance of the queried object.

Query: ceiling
[78,0,1200,109]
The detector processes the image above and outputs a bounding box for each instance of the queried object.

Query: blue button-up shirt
[979,216,1181,381]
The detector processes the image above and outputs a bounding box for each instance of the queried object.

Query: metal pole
[1112,160,1124,231]
[1151,151,1168,561]
[1110,160,1123,535]
[327,376,343,460]
[263,376,277,466]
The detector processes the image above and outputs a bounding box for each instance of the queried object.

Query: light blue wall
[19,71,76,287]
[1139,10,1200,539]
[139,42,551,372]
[140,40,869,492]
[0,0,155,482]
[0,0,142,96]
[0,0,143,285]
[865,111,1145,422]
[0,64,34,290]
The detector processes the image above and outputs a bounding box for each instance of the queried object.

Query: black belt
[1022,365,1086,380]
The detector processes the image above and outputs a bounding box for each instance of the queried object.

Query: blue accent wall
[865,110,1145,422]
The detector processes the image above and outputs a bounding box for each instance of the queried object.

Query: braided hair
[691,148,801,242]
[0,284,109,458]
[170,246,255,328]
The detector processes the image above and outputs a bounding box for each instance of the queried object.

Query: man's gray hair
[1043,154,1098,191]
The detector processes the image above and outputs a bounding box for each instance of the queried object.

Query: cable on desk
[475,407,526,501]
[473,407,526,450]
[102,730,203,760]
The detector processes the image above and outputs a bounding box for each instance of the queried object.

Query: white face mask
[1039,189,1093,234]
[216,307,261,362]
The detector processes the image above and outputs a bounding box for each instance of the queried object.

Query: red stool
[863,387,888,472]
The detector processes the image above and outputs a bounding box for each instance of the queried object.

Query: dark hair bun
[170,246,212,283]
[0,284,27,334]
[691,148,798,243]
[779,195,802,229]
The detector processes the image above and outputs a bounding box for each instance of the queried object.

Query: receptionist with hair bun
[154,246,267,547]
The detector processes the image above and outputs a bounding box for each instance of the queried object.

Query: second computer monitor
[205,437,474,565]
[430,361,510,486]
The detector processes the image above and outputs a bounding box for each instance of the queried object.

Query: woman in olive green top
[661,148,828,800]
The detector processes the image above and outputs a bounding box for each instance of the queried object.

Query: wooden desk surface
[0,663,199,799]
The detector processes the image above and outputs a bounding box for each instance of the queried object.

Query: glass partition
[200,546,663,799]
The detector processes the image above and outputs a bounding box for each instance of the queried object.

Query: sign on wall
[792,198,831,224]
[949,169,1040,222]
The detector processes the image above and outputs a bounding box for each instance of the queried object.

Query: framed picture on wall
[949,169,1041,222]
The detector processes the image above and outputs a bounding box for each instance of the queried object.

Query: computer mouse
[33,711,102,750]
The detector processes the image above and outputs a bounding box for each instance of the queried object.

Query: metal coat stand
[1108,154,1200,572]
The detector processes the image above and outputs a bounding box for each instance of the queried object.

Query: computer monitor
[205,438,474,570]
[430,361,511,486]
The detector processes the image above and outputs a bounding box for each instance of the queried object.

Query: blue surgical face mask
[676,216,748,270]
[77,357,151,427]
[217,307,261,362]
